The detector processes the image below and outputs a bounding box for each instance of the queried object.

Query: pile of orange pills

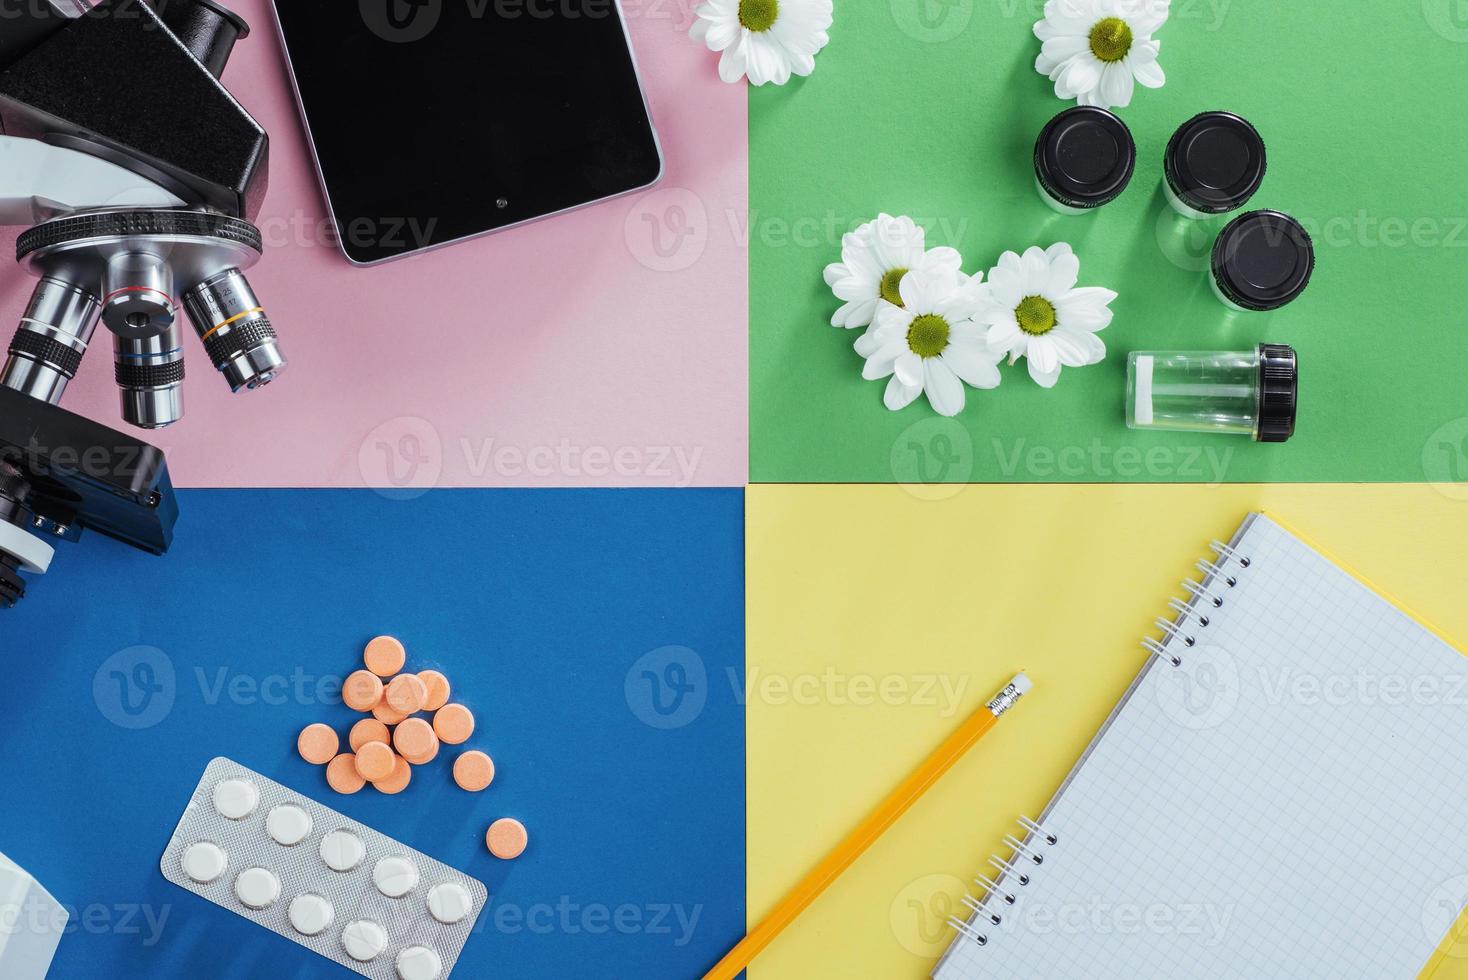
[295,635,528,860]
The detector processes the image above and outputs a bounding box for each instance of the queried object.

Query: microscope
[0,0,283,606]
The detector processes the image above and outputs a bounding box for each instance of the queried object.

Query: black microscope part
[152,0,251,79]
[0,0,269,220]
[0,385,177,559]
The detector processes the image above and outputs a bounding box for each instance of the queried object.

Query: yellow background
[746,484,1468,979]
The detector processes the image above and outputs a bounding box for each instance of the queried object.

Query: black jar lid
[1034,107,1136,210]
[1212,210,1314,311]
[1164,111,1266,214]
[1255,343,1297,443]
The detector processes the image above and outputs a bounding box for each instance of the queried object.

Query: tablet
[271,0,663,265]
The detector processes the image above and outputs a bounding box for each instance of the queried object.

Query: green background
[749,0,1468,484]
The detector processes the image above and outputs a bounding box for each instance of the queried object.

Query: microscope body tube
[1,277,101,405]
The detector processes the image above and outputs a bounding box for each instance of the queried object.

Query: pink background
[0,0,747,489]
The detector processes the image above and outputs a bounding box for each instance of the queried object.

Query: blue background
[0,489,745,979]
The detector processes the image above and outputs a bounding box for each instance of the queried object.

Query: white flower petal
[1019,246,1051,291]
[923,359,965,417]
[1131,51,1165,88]
[1043,249,1080,298]
[1099,60,1135,108]
[986,266,1023,309]
[1027,334,1060,376]
[943,344,1002,390]
[884,375,922,412]
[894,351,923,387]
[862,342,904,380]
[832,299,878,329]
[717,37,750,83]
[1055,55,1102,100]
[986,314,1022,352]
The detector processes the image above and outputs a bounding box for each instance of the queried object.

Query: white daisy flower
[690,0,833,87]
[823,214,963,330]
[976,243,1115,389]
[854,270,1002,417]
[1034,0,1167,110]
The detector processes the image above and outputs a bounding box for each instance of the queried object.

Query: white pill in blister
[341,918,388,962]
[427,882,473,925]
[234,867,280,910]
[373,856,420,898]
[181,842,227,884]
[288,893,335,936]
[319,830,366,872]
[212,778,259,820]
[267,804,313,846]
[395,944,443,980]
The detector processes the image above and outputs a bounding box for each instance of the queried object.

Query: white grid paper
[935,515,1468,980]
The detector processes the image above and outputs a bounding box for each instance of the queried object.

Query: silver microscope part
[183,268,284,391]
[0,277,101,405]
[102,251,177,339]
[114,324,186,429]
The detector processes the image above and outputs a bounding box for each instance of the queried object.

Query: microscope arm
[0,135,184,226]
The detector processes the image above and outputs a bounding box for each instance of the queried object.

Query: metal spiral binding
[1142,538,1253,669]
[947,815,1059,950]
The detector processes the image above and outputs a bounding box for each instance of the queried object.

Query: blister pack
[160,757,487,979]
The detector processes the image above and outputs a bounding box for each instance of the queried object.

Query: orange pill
[385,673,427,714]
[363,635,406,677]
[453,751,495,792]
[373,754,412,795]
[393,717,439,764]
[342,670,384,712]
[297,724,340,765]
[349,718,391,752]
[418,670,451,712]
[327,754,366,795]
[372,700,410,726]
[354,741,396,782]
[486,818,527,860]
[433,704,475,745]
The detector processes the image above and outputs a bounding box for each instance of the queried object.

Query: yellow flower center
[879,267,908,307]
[1015,296,1057,336]
[1089,17,1133,63]
[907,313,950,358]
[739,0,779,32]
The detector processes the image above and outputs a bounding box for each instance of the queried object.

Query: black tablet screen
[273,0,662,264]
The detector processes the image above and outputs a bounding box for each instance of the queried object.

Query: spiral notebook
[935,513,1468,980]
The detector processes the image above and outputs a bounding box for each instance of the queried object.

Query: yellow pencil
[702,673,1033,980]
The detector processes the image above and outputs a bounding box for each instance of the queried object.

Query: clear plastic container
[1163,111,1266,219]
[1033,107,1135,214]
[1126,345,1297,443]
